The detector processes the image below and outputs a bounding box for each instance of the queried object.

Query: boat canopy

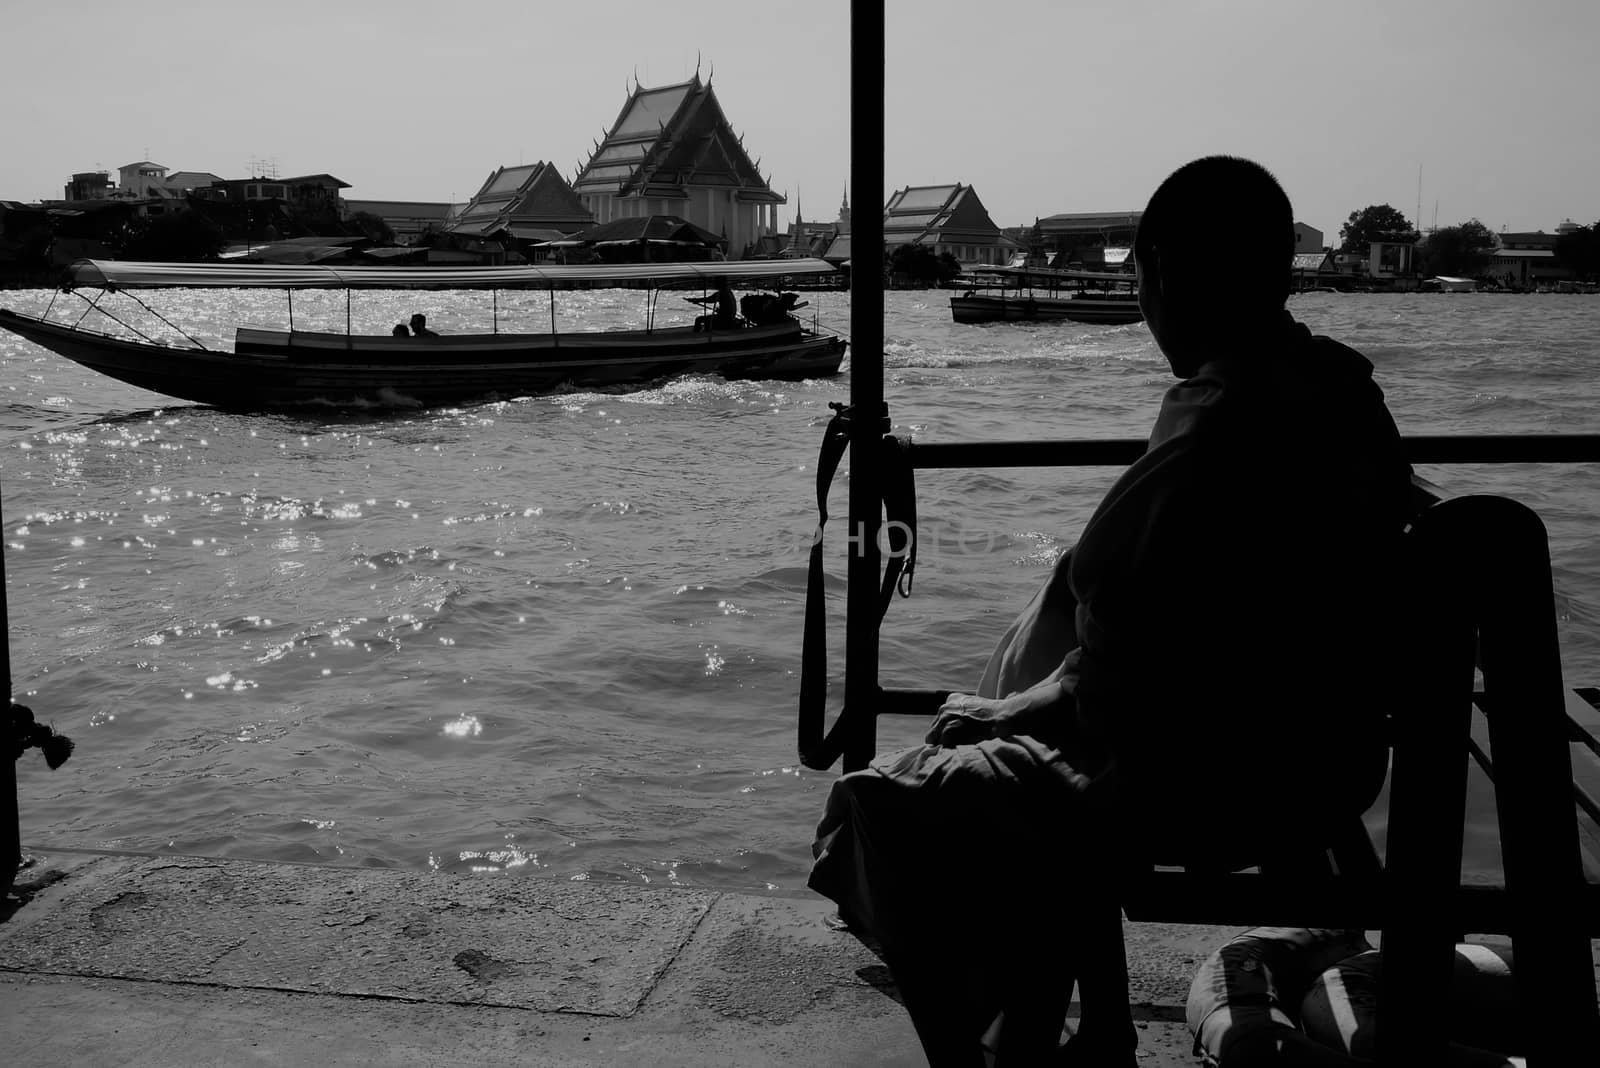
[61,258,841,291]
[976,265,1136,284]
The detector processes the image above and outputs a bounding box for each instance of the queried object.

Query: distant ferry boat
[949,265,1143,326]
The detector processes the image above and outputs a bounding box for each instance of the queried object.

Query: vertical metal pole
[1,478,18,889]
[843,0,885,773]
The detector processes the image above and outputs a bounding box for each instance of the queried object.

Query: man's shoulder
[1302,329,1375,377]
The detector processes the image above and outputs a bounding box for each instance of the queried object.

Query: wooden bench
[800,429,1600,1065]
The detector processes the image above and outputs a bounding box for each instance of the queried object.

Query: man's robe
[807,316,1414,1051]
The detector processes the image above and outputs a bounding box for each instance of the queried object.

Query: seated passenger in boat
[409,313,438,338]
[808,156,1416,1066]
[392,323,410,336]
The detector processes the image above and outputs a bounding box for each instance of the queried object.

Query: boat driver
[691,277,739,331]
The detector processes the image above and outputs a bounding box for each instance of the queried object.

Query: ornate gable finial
[695,50,701,81]
[707,58,714,84]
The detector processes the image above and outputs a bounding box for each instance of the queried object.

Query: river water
[3,287,1598,889]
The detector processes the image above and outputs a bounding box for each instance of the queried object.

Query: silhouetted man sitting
[809,156,1414,1066]
[690,277,739,331]
[409,313,438,338]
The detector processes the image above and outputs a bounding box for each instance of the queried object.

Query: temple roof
[573,76,784,204]
[883,183,1010,246]
[565,214,724,247]
[445,161,594,237]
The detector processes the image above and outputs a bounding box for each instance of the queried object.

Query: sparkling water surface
[3,287,1599,887]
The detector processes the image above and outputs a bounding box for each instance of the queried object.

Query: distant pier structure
[573,75,785,260]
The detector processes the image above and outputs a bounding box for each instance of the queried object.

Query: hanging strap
[798,403,918,770]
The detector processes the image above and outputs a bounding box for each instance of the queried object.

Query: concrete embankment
[0,849,1222,1066]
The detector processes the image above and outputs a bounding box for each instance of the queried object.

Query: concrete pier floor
[0,848,1225,1066]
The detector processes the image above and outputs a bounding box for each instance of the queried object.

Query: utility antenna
[1416,164,1422,234]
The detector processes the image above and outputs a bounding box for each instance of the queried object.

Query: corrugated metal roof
[1038,211,1142,224]
[344,200,454,219]
[507,226,566,242]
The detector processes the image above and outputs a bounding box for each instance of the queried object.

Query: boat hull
[949,293,1144,326]
[0,310,847,409]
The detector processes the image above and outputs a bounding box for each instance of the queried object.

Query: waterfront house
[1294,222,1324,253]
[883,183,1014,266]
[1292,249,1340,290]
[572,75,784,260]
[1368,235,1421,287]
[63,171,114,201]
[163,171,225,195]
[116,161,171,199]
[278,174,349,223]
[1489,229,1572,289]
[194,173,349,219]
[61,164,222,219]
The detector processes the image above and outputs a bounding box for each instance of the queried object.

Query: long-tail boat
[0,258,847,409]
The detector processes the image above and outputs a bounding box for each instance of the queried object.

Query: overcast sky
[5,0,1595,241]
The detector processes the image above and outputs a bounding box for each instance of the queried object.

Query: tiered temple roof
[446,162,594,241]
[572,76,784,205]
[882,184,1009,248]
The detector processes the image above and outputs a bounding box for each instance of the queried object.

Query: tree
[1339,204,1418,252]
[1421,219,1497,278]
[349,210,396,245]
[1555,221,1600,282]
[120,209,226,262]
